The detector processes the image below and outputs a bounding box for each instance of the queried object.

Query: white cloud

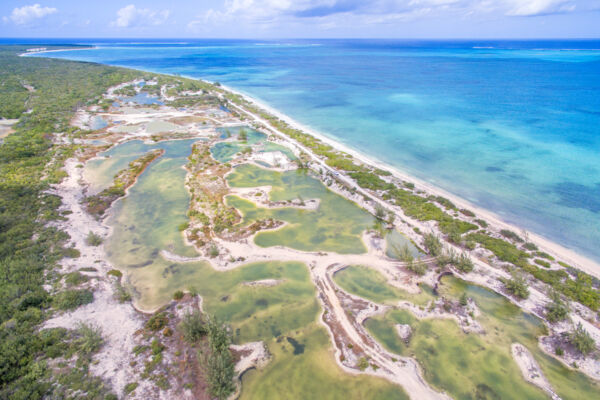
[3,3,57,25]
[506,0,575,16]
[188,0,583,30]
[112,4,170,28]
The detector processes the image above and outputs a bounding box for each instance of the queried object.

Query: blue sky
[1,1,599,38]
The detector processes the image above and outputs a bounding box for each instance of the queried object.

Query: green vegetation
[424,233,442,256]
[535,258,551,268]
[348,171,393,191]
[545,291,569,323]
[180,311,207,343]
[0,45,134,398]
[107,269,123,279]
[86,231,104,246]
[173,290,184,300]
[124,382,139,395]
[145,312,169,331]
[204,318,235,399]
[569,323,595,355]
[357,357,369,371]
[384,188,477,240]
[500,229,524,243]
[455,253,474,273]
[64,271,89,287]
[466,233,528,264]
[524,242,539,251]
[73,323,103,356]
[407,260,428,276]
[466,232,599,310]
[504,274,530,299]
[52,289,94,310]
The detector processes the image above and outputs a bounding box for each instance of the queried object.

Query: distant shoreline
[19,46,97,57]
[27,46,600,278]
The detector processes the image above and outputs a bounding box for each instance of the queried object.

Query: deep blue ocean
[10,38,600,261]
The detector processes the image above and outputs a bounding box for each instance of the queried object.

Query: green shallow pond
[88,139,408,399]
[84,140,159,194]
[364,276,600,400]
[227,164,374,254]
[333,265,435,306]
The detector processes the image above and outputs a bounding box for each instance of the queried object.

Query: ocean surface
[14,39,600,262]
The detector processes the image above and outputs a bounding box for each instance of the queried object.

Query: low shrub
[86,231,103,246]
[53,289,93,310]
[146,312,169,331]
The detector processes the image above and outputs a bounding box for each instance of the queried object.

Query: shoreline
[218,83,600,277]
[27,47,600,277]
[19,46,97,57]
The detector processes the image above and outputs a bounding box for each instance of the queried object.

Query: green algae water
[226,164,374,254]
[87,140,407,398]
[333,265,434,306]
[363,276,600,400]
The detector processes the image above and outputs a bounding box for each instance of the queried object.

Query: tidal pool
[333,265,435,306]
[90,115,108,130]
[227,164,374,254]
[364,276,600,400]
[259,141,297,161]
[218,126,266,144]
[211,126,268,163]
[87,138,409,398]
[84,139,167,195]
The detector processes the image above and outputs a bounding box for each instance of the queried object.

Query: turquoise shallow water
[25,39,600,262]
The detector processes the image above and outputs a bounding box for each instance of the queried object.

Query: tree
[407,260,427,276]
[179,311,207,343]
[203,317,235,399]
[424,233,442,257]
[238,128,247,141]
[569,323,595,355]
[390,243,413,263]
[504,274,529,299]
[455,253,474,273]
[374,204,386,221]
[545,291,569,323]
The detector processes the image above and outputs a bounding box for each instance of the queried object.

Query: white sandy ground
[44,158,155,398]
[512,343,562,400]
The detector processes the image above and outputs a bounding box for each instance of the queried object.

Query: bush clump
[424,234,442,257]
[53,289,94,310]
[107,269,123,279]
[545,291,569,323]
[173,290,184,300]
[145,312,169,331]
[74,322,104,356]
[204,318,235,399]
[180,310,207,343]
[569,323,595,355]
[504,274,529,299]
[86,231,103,246]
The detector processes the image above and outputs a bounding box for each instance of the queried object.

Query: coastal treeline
[0,45,137,398]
